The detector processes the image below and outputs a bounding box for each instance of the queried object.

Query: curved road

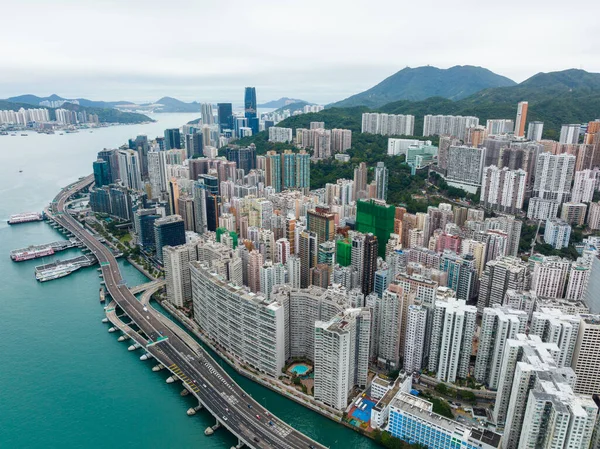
[49,176,325,449]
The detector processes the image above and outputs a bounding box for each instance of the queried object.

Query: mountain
[152,96,201,113]
[330,65,516,108]
[0,99,151,124]
[258,97,311,108]
[378,69,600,138]
[6,94,132,109]
[269,69,600,140]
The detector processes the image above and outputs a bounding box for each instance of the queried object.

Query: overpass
[48,175,327,449]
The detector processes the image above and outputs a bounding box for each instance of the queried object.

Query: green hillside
[330,65,516,108]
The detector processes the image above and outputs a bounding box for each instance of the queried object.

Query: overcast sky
[1,0,598,105]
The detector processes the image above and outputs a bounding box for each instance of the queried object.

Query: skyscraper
[117,149,142,191]
[97,149,119,184]
[153,215,186,262]
[560,124,580,144]
[92,159,110,187]
[353,162,368,200]
[428,297,477,383]
[474,307,527,389]
[200,103,214,125]
[404,304,427,374]
[244,87,257,134]
[572,315,600,395]
[477,256,530,312]
[526,121,543,141]
[374,162,388,201]
[514,101,528,137]
[163,243,197,307]
[217,103,233,131]
[299,231,318,288]
[248,249,263,293]
[306,207,335,243]
[361,233,378,295]
[164,128,181,150]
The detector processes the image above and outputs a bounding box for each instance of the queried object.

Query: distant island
[258,97,312,108]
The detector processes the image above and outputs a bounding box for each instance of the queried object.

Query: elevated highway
[48,175,326,449]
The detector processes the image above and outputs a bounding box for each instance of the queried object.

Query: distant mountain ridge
[258,97,311,108]
[6,93,132,109]
[0,98,151,124]
[330,65,516,108]
[150,96,201,113]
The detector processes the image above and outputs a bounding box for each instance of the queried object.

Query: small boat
[19,170,23,173]
[21,133,27,136]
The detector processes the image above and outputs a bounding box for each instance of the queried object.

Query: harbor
[10,237,82,261]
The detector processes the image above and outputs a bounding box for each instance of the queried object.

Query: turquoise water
[291,364,310,375]
[0,114,379,449]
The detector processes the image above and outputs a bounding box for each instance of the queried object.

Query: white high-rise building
[331,128,352,153]
[423,115,479,138]
[259,261,286,300]
[572,315,600,395]
[572,169,597,203]
[314,308,371,410]
[428,297,477,382]
[361,113,415,136]
[532,152,576,203]
[268,127,293,143]
[530,254,570,299]
[201,103,214,125]
[148,150,168,198]
[477,256,530,312]
[493,334,576,449]
[544,218,571,250]
[565,259,591,300]
[480,166,526,213]
[474,306,527,389]
[526,121,544,141]
[117,149,143,191]
[446,145,486,192]
[486,119,514,135]
[588,202,600,230]
[374,286,411,370]
[403,305,427,374]
[559,124,580,144]
[163,243,198,307]
[518,371,597,449]
[529,308,580,368]
[374,162,388,201]
[190,262,286,378]
[286,255,301,289]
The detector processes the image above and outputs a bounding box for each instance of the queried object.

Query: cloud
[0,0,598,103]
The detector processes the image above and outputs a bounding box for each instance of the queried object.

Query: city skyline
[1,1,599,103]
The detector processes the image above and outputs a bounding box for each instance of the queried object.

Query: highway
[49,176,326,449]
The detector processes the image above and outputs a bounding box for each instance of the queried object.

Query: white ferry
[8,212,43,225]
[35,264,77,282]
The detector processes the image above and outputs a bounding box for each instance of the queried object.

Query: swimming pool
[290,364,310,375]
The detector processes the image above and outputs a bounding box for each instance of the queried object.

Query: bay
[0,113,378,449]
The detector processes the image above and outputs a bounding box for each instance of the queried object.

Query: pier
[10,238,82,262]
[47,174,326,449]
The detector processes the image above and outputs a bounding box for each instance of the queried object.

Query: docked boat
[11,246,55,262]
[8,212,43,225]
[35,264,77,282]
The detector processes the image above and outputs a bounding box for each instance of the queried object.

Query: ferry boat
[7,212,43,225]
[11,246,55,262]
[35,264,77,282]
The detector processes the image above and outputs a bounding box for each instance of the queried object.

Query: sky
[1,0,598,105]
